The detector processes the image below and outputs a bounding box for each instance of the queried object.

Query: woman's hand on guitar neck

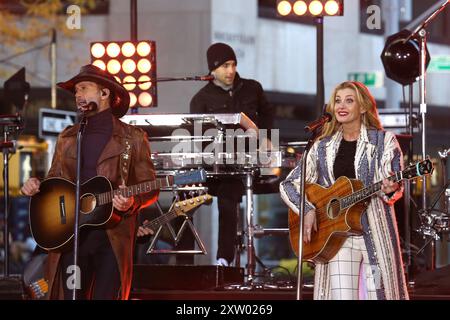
[381,173,399,195]
[20,178,41,196]
[304,210,317,243]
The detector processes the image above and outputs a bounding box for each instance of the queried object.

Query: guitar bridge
[59,195,66,224]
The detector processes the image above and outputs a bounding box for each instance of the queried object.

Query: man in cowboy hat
[21,64,159,299]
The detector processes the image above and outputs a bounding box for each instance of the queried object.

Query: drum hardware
[416,179,450,255]
[123,113,303,287]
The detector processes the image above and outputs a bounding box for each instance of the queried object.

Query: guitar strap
[120,126,133,185]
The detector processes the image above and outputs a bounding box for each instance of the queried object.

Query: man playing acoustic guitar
[21,65,159,299]
[281,81,410,300]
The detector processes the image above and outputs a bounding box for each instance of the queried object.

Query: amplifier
[132,264,244,290]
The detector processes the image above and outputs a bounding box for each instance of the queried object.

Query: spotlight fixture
[90,40,157,108]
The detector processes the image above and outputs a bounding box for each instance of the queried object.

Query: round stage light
[381,30,430,86]
[138,92,152,107]
[324,1,339,16]
[107,59,121,74]
[122,59,137,74]
[92,60,106,71]
[137,42,151,57]
[137,59,151,73]
[123,76,136,91]
[277,1,292,16]
[129,92,137,107]
[309,0,323,16]
[138,75,152,90]
[121,42,136,57]
[106,43,120,58]
[293,1,307,16]
[91,43,105,58]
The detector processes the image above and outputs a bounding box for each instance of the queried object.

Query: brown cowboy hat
[57,64,130,118]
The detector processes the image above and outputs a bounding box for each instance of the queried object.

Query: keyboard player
[190,42,274,267]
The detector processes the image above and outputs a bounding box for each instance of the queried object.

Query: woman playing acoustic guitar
[280,81,409,300]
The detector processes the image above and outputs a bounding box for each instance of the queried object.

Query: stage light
[121,42,136,57]
[324,0,339,15]
[277,0,344,17]
[91,43,105,58]
[122,59,136,74]
[129,92,137,107]
[106,43,120,58]
[107,59,121,74]
[277,0,292,16]
[381,29,430,86]
[293,1,307,16]
[309,1,323,15]
[123,75,136,90]
[138,92,152,107]
[138,75,151,90]
[92,59,106,71]
[137,59,151,73]
[136,41,151,57]
[90,40,157,108]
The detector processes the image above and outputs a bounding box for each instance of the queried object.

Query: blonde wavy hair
[319,81,383,140]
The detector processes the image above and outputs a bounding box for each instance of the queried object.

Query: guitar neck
[97,177,173,206]
[340,172,403,209]
[143,210,179,230]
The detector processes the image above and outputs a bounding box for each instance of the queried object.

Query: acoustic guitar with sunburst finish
[29,169,206,251]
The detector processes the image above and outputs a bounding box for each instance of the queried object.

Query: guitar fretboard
[97,177,172,206]
[144,210,179,230]
[340,172,403,209]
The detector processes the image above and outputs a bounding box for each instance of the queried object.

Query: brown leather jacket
[44,115,158,299]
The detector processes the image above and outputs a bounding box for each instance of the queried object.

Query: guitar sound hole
[327,198,340,219]
[81,194,97,214]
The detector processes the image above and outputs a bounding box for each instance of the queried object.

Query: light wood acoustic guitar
[288,159,433,263]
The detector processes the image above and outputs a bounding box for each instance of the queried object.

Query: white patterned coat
[280,124,409,300]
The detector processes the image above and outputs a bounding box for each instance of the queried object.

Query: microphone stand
[296,127,320,300]
[71,115,87,300]
[1,136,15,277]
[123,76,213,85]
[405,0,449,271]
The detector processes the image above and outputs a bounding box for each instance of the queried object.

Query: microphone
[194,74,215,81]
[304,112,332,133]
[78,101,98,114]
